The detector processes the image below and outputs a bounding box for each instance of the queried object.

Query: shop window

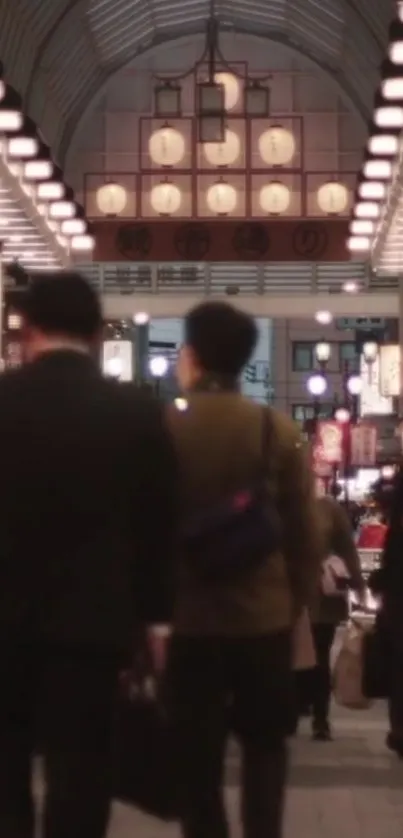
[292,403,333,424]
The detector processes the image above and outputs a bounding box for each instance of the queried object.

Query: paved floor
[106,702,403,838]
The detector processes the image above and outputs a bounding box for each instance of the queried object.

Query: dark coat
[0,350,178,650]
[168,386,323,637]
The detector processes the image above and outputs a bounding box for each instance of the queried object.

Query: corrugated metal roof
[0,0,396,165]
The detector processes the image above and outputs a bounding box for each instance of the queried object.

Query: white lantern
[203,129,240,166]
[258,126,295,166]
[96,183,127,216]
[213,72,240,111]
[150,182,182,215]
[259,181,291,215]
[317,182,349,215]
[206,181,237,215]
[148,127,185,166]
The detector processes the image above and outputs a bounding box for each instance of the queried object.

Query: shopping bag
[332,620,372,710]
[113,671,180,821]
[362,616,391,699]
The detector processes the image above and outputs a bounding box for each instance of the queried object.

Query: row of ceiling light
[347,9,403,258]
[0,64,95,270]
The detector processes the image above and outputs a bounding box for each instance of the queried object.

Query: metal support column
[133,321,150,384]
[399,275,403,418]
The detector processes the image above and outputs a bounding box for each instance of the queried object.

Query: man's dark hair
[16,271,103,341]
[184,301,257,378]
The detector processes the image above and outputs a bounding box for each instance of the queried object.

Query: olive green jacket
[311,496,364,625]
[168,389,323,637]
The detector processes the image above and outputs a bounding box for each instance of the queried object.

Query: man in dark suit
[0,272,178,838]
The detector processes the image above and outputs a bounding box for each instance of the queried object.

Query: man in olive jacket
[167,302,322,838]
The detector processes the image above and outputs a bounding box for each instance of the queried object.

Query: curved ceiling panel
[0,0,396,165]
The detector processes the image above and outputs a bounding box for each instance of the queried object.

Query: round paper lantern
[259,181,291,215]
[317,181,349,215]
[203,129,241,166]
[150,182,182,215]
[148,127,185,166]
[206,181,237,215]
[96,182,127,216]
[214,72,240,111]
[258,126,295,166]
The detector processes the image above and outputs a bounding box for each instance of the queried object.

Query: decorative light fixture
[133,312,150,325]
[148,126,185,167]
[61,218,87,235]
[70,235,95,251]
[307,373,328,397]
[349,216,374,234]
[315,341,331,364]
[358,181,386,200]
[334,407,351,423]
[149,355,169,378]
[96,182,127,217]
[37,181,65,201]
[49,200,76,220]
[150,181,182,215]
[347,236,371,252]
[367,132,399,156]
[363,341,378,364]
[203,129,240,166]
[213,72,240,111]
[374,101,403,128]
[343,280,359,292]
[381,63,403,100]
[0,87,23,131]
[346,375,363,396]
[152,6,269,141]
[362,158,392,179]
[258,126,295,166]
[354,202,380,218]
[317,181,349,215]
[389,19,403,63]
[206,180,237,215]
[259,181,291,215]
[315,310,333,325]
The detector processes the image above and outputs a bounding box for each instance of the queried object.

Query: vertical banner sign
[316,421,344,465]
[350,424,377,467]
[379,344,401,398]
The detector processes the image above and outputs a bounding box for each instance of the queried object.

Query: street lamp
[133,312,149,326]
[149,354,169,396]
[307,373,328,398]
[346,374,363,396]
[315,340,332,366]
[363,341,378,364]
[334,406,351,424]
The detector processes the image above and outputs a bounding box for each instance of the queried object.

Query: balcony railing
[75,261,391,296]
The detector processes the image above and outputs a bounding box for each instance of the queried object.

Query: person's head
[15,271,103,362]
[177,301,257,391]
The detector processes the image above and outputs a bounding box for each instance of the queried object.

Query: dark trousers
[388,653,403,742]
[168,632,293,838]
[0,641,120,838]
[311,624,336,725]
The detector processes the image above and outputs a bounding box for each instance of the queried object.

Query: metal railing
[74,261,391,296]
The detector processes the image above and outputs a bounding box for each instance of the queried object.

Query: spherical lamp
[214,72,240,111]
[203,129,241,166]
[335,407,351,424]
[259,181,291,215]
[258,126,295,166]
[363,341,378,364]
[317,181,349,215]
[206,181,237,215]
[96,182,127,217]
[149,355,169,378]
[315,341,331,364]
[307,374,328,397]
[315,310,333,325]
[346,375,363,396]
[150,181,182,215]
[148,126,185,166]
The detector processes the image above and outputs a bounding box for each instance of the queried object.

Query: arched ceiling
[0,0,395,166]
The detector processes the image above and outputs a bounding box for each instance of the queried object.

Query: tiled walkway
[107,703,403,838]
